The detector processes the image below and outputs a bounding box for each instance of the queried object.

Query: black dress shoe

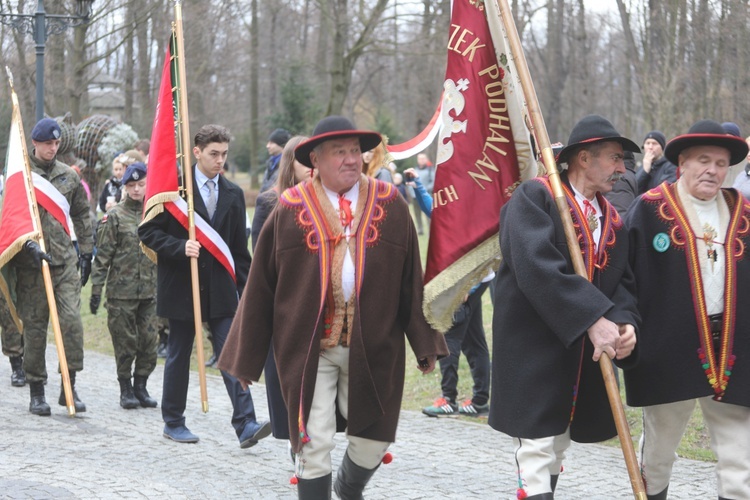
[205,353,217,368]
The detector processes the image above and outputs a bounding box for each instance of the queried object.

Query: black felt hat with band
[294,116,382,168]
[665,119,749,166]
[556,115,640,165]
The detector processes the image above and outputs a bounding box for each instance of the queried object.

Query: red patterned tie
[338,195,353,228]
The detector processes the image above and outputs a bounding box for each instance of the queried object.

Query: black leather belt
[708,313,723,342]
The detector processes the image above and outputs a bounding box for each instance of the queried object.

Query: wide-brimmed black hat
[295,116,382,168]
[665,119,749,165]
[556,115,640,165]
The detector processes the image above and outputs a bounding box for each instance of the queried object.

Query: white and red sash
[165,197,236,283]
[31,172,76,240]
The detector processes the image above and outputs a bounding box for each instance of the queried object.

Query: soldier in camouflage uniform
[0,268,25,387]
[90,162,158,409]
[12,118,93,416]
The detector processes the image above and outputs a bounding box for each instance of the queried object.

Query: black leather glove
[79,253,92,286]
[23,240,51,269]
[89,294,101,315]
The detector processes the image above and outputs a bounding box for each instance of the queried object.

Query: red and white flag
[141,39,236,282]
[0,77,40,331]
[0,92,39,268]
[422,0,537,331]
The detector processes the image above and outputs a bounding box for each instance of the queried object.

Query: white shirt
[194,166,220,211]
[322,182,359,302]
[570,184,602,250]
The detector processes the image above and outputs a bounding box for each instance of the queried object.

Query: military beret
[31,118,61,142]
[122,162,147,184]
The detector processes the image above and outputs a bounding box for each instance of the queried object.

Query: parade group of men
[3,111,749,500]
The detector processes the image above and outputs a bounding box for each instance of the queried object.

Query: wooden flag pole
[493,2,646,498]
[173,0,208,413]
[7,69,75,416]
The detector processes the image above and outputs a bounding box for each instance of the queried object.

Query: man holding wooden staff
[139,124,269,447]
[488,115,640,499]
[13,117,93,416]
[624,120,750,500]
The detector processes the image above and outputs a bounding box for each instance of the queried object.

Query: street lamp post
[0,0,94,123]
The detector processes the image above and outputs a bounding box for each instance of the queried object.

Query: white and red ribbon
[165,197,236,283]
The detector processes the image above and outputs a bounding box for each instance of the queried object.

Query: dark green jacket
[91,196,155,300]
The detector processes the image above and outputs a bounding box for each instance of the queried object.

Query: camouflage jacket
[91,195,156,300]
[12,153,93,268]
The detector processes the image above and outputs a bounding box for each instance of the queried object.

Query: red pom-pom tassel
[516,488,528,499]
[381,452,393,464]
[290,476,298,485]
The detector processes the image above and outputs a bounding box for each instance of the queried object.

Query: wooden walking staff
[6,69,76,416]
[493,2,646,498]
[173,0,209,412]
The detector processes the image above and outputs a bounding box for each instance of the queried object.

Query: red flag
[143,41,180,212]
[423,0,537,331]
[141,39,236,282]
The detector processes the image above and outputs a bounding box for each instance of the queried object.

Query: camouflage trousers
[0,267,22,357]
[15,263,84,382]
[0,298,22,357]
[107,298,158,380]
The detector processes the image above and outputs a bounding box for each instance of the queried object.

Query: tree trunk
[250,0,260,187]
[69,24,89,123]
[124,1,136,124]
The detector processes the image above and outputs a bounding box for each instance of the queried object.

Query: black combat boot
[133,375,157,408]
[10,356,26,387]
[647,486,668,500]
[58,371,86,412]
[118,378,140,409]
[550,474,559,492]
[29,381,51,416]
[297,473,331,500]
[333,451,379,500]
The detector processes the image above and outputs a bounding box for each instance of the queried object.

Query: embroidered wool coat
[219,175,448,452]
[624,184,750,408]
[488,176,640,443]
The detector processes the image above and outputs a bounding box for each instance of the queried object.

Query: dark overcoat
[488,176,640,443]
[624,183,750,408]
[219,175,448,452]
[138,168,251,320]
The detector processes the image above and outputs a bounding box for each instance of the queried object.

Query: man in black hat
[12,117,93,416]
[260,128,292,193]
[488,115,640,499]
[219,116,448,499]
[636,130,677,194]
[624,119,750,500]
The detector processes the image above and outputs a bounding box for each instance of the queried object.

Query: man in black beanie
[636,130,677,194]
[260,128,291,193]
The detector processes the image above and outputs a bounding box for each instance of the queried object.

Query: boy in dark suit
[139,124,269,447]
